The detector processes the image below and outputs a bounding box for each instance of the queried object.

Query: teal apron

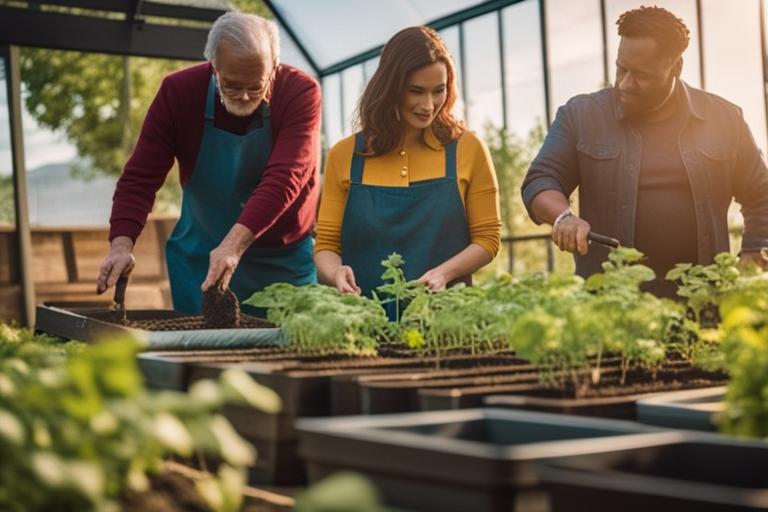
[166,75,316,314]
[340,133,471,320]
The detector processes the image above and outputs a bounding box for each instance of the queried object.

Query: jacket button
[401,167,407,177]
[400,150,406,156]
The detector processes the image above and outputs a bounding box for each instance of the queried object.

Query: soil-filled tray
[296,408,669,512]
[423,364,728,419]
[35,305,283,349]
[349,362,540,415]
[332,354,533,415]
[636,386,725,431]
[537,434,768,512]
[151,349,522,485]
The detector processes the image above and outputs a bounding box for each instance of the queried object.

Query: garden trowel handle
[113,275,128,317]
[588,232,621,248]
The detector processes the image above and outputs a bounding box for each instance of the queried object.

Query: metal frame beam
[696,0,706,89]
[0,6,211,60]
[760,0,768,152]
[497,9,508,130]
[599,0,610,88]
[262,0,322,76]
[2,45,35,327]
[319,0,525,77]
[539,0,552,124]
[25,0,227,22]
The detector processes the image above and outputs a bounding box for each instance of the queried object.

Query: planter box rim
[637,386,726,406]
[538,437,768,507]
[297,408,672,462]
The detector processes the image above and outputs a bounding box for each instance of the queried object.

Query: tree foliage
[15,0,271,213]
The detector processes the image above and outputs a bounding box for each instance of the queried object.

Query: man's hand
[96,236,136,294]
[418,267,449,291]
[201,223,254,292]
[739,249,768,271]
[552,214,591,255]
[334,265,361,294]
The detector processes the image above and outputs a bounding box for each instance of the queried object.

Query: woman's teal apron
[166,75,316,314]
[340,133,470,320]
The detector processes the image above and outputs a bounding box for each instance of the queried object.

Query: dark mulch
[121,471,212,512]
[201,287,241,328]
[121,314,273,331]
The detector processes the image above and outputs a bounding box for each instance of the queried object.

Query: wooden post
[4,45,35,326]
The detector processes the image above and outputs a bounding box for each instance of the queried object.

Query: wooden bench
[0,216,177,323]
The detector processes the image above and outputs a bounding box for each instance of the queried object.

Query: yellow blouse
[315,127,502,258]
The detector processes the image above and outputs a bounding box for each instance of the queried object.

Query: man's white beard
[217,83,260,117]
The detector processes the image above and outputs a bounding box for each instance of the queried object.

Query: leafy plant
[374,253,425,322]
[509,248,678,393]
[666,252,741,327]
[711,274,768,437]
[0,325,279,512]
[245,283,391,356]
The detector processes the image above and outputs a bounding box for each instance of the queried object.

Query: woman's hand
[334,265,361,294]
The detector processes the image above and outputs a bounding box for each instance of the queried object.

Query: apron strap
[445,139,458,180]
[247,101,271,132]
[350,132,367,184]
[205,74,217,122]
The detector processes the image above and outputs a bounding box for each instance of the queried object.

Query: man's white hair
[204,12,280,67]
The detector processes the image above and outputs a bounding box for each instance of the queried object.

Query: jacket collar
[613,79,705,122]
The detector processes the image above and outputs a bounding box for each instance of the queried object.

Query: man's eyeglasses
[216,65,277,99]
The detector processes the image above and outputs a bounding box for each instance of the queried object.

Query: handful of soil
[201,285,241,328]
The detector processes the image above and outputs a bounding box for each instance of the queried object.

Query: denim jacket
[521,81,768,278]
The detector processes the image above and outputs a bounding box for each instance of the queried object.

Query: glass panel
[503,0,546,137]
[362,56,380,84]
[0,57,16,227]
[341,64,365,136]
[702,0,766,154]
[322,73,343,149]
[277,20,316,76]
[270,0,474,69]
[439,25,465,121]
[463,13,504,130]
[605,0,702,87]
[546,0,604,117]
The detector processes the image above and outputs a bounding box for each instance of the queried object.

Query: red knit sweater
[109,62,320,248]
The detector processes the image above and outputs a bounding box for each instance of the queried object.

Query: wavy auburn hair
[355,26,465,156]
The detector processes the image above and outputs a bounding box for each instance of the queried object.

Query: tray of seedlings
[35,278,283,350]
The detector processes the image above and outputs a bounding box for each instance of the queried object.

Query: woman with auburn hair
[314,26,502,318]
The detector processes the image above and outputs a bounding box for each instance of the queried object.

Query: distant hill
[27,160,117,226]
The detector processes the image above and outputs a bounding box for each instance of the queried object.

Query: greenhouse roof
[0,0,520,73]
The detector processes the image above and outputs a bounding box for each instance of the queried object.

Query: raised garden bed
[296,408,669,512]
[424,364,728,419]
[35,305,283,349]
[636,386,725,431]
[537,434,768,511]
[331,354,532,415]
[181,351,524,485]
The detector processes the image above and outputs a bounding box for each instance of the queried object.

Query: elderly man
[96,12,320,313]
[522,5,768,297]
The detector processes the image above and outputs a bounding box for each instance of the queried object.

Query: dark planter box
[296,408,666,512]
[419,365,727,420]
[184,353,522,485]
[34,304,282,348]
[538,434,768,512]
[343,357,537,415]
[636,386,725,431]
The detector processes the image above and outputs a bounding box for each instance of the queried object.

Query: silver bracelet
[553,208,573,230]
